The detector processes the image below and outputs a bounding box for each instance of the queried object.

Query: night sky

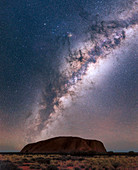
[0,0,138,152]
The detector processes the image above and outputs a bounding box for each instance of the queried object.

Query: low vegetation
[0,153,137,169]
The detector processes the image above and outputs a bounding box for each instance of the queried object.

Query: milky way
[25,0,138,149]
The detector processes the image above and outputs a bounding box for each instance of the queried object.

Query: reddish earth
[18,163,34,170]
[21,136,107,153]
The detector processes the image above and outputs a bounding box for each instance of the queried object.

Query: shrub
[80,165,85,168]
[67,163,74,167]
[30,165,41,169]
[112,161,121,169]
[108,151,114,154]
[47,165,59,170]
[35,157,50,164]
[108,151,114,156]
[22,158,30,163]
[74,167,80,170]
[0,160,21,170]
[30,158,36,162]
[128,151,135,155]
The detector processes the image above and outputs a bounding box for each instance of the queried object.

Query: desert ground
[0,153,138,170]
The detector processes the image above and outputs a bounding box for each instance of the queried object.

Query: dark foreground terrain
[0,153,138,170]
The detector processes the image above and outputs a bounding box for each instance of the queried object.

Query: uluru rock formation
[21,136,106,153]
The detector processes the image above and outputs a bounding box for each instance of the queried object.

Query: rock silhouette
[21,136,106,153]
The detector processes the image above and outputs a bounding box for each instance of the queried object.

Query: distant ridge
[21,136,107,153]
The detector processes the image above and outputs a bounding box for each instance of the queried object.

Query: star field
[0,0,137,152]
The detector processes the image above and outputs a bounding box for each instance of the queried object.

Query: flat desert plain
[0,154,138,170]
